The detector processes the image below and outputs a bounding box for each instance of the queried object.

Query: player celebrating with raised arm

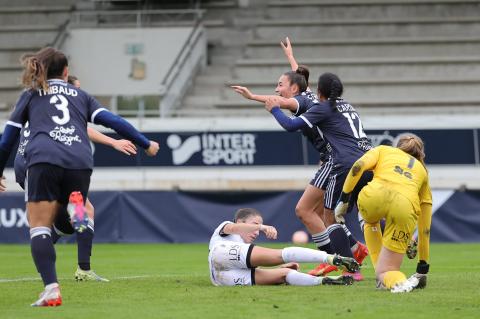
[334,133,432,293]
[232,71,370,280]
[0,47,159,307]
[280,36,368,276]
[209,208,359,286]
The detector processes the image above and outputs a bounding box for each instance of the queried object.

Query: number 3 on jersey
[342,112,367,139]
[50,94,70,125]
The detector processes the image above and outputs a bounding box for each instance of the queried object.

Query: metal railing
[159,18,206,117]
[70,9,204,28]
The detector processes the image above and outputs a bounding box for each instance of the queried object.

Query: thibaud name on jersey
[38,85,78,97]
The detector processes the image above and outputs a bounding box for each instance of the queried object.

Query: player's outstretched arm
[230,86,297,111]
[266,99,307,132]
[92,110,159,157]
[281,37,299,71]
[87,127,137,155]
[223,223,278,240]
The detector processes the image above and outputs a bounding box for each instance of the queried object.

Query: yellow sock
[383,271,407,289]
[364,222,382,269]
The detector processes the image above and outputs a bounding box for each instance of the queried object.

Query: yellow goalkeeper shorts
[358,183,418,254]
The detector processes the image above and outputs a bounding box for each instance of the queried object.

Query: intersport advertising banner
[1,190,479,244]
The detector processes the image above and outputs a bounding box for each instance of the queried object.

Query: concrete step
[0,10,70,26]
[245,36,480,59]
[213,98,480,110]
[0,1,74,6]
[255,17,480,39]
[223,78,480,101]
[0,29,58,48]
[0,71,22,87]
[201,64,233,76]
[173,105,268,117]
[266,0,480,20]
[0,47,41,65]
[233,56,480,79]
[206,26,254,46]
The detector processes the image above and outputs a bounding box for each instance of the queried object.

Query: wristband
[416,260,429,274]
[339,192,351,203]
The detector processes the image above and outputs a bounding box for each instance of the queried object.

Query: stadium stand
[0,0,479,192]
[0,0,75,114]
[177,0,480,117]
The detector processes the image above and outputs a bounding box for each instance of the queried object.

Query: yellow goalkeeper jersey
[343,145,432,213]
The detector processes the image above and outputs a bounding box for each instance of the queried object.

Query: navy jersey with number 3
[8,79,105,170]
[295,95,371,167]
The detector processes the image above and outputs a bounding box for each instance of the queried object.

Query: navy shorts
[309,156,333,190]
[324,165,373,210]
[26,163,91,204]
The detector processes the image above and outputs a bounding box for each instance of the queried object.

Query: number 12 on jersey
[342,112,367,139]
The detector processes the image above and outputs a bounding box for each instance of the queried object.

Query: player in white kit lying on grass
[208,208,359,286]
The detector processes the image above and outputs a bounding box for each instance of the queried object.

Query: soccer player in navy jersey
[280,37,369,276]
[0,47,159,307]
[232,72,368,280]
[262,72,373,275]
[13,75,137,283]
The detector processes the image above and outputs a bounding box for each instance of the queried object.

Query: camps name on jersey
[38,85,78,97]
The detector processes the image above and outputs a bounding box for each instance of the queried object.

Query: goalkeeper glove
[334,192,351,224]
[411,260,429,289]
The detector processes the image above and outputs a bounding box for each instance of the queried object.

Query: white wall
[61,27,193,95]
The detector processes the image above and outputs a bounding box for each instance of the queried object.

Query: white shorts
[208,241,255,286]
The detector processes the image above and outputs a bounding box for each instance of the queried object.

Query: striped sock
[327,224,354,258]
[312,230,334,254]
[342,224,358,248]
[30,226,58,285]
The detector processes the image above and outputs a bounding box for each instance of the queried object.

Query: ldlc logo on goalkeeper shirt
[167,133,256,165]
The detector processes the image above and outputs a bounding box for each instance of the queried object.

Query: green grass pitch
[0,243,479,319]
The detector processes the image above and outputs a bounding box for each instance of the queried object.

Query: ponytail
[394,133,426,164]
[21,54,47,91]
[20,47,68,91]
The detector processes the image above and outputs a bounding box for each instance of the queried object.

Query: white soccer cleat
[390,276,419,293]
[31,283,62,307]
[75,267,110,282]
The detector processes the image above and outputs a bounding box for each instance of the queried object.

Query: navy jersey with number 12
[294,95,371,168]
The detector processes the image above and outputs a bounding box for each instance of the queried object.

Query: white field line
[0,274,174,283]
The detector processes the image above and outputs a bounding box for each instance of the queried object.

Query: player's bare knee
[295,205,307,221]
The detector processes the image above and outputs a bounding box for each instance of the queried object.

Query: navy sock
[312,231,334,254]
[77,221,94,271]
[50,227,61,244]
[30,227,57,285]
[327,224,354,258]
[342,224,358,248]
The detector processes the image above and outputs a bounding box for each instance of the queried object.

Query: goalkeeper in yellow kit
[334,133,432,293]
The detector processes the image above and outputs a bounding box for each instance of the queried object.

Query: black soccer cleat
[332,255,360,273]
[322,275,354,286]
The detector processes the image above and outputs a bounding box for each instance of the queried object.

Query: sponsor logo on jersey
[49,125,82,146]
[391,230,410,243]
[167,133,256,165]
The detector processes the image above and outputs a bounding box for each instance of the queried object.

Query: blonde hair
[21,47,68,91]
[394,133,425,163]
